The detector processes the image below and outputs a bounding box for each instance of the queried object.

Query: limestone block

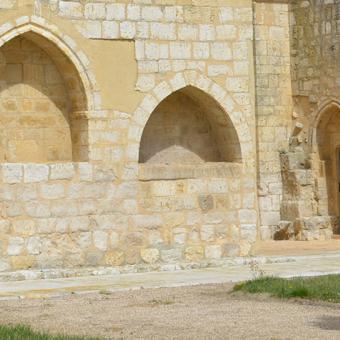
[205,245,222,259]
[12,219,35,236]
[136,22,149,39]
[184,246,204,261]
[25,201,50,218]
[7,237,24,256]
[11,256,36,270]
[2,164,23,184]
[208,179,228,193]
[127,4,141,20]
[198,195,214,212]
[199,24,216,41]
[86,251,103,266]
[110,232,119,248]
[70,217,90,232]
[173,228,186,245]
[40,184,65,200]
[50,163,75,179]
[240,240,252,256]
[148,230,163,246]
[0,220,10,233]
[260,211,280,226]
[161,248,182,263]
[170,42,191,59]
[78,163,93,182]
[24,164,49,183]
[76,232,92,249]
[120,21,136,39]
[104,250,124,266]
[201,225,215,242]
[222,243,240,257]
[26,237,42,255]
[211,42,232,61]
[132,215,162,228]
[84,3,106,20]
[193,42,210,60]
[216,25,237,40]
[93,231,108,251]
[141,6,163,21]
[106,3,125,20]
[150,23,176,40]
[0,260,10,272]
[239,209,257,223]
[59,1,83,18]
[219,7,234,23]
[208,64,232,77]
[36,218,57,234]
[102,21,119,39]
[85,20,102,39]
[136,75,155,92]
[242,193,255,209]
[141,248,159,264]
[240,224,257,242]
[151,181,176,197]
[178,24,198,40]
[226,77,249,93]
[259,226,272,240]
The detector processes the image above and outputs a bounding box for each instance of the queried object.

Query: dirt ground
[0,284,340,340]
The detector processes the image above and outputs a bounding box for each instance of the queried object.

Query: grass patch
[233,275,340,302]
[0,324,101,340]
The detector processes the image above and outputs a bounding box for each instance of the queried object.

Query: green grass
[0,324,101,340]
[233,275,340,302]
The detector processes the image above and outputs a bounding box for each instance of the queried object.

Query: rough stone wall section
[254,1,293,240]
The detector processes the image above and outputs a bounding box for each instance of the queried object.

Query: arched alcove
[139,86,242,165]
[0,32,88,163]
[316,103,340,232]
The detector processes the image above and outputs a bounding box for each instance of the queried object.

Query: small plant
[249,258,265,279]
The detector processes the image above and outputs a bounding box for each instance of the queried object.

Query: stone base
[295,216,333,241]
[272,216,333,241]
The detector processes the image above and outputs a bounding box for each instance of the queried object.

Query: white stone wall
[254,2,293,240]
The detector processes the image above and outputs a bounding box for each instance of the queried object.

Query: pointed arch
[127,71,253,164]
[0,16,101,112]
[0,16,100,162]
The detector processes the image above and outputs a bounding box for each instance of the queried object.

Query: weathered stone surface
[184,246,204,261]
[141,248,159,264]
[104,251,125,266]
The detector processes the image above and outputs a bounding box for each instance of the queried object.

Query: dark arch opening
[139,86,241,164]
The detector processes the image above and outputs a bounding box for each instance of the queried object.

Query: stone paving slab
[1,253,340,300]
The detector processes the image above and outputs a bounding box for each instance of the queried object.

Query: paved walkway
[1,252,340,300]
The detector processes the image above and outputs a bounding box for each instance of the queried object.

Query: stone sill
[139,162,242,181]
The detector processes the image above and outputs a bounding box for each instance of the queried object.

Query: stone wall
[284,0,340,238]
[254,1,293,240]
[0,0,260,278]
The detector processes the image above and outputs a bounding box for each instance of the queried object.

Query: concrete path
[1,252,340,300]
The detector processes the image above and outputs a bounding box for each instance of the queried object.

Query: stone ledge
[139,162,243,181]
[0,254,307,282]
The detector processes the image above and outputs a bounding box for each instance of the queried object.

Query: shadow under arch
[139,85,242,164]
[0,28,89,162]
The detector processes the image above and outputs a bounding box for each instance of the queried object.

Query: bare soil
[0,283,340,339]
